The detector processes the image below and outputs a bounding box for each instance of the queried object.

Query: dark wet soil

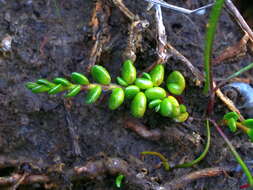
[1,0,253,189]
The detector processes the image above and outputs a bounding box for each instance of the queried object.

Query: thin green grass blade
[204,0,225,94]
[211,119,253,187]
[175,119,210,168]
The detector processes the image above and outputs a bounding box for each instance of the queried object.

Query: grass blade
[210,119,253,187]
[204,0,225,94]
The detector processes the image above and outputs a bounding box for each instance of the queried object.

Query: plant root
[124,119,162,141]
[162,166,234,190]
[213,34,249,65]
[64,100,82,157]
[124,119,200,147]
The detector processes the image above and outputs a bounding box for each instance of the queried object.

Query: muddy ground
[0,0,253,189]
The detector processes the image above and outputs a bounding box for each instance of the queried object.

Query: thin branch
[225,0,253,42]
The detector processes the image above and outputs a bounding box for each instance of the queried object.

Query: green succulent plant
[222,112,253,141]
[26,60,188,122]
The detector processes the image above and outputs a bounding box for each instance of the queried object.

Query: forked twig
[113,0,149,62]
[143,3,171,73]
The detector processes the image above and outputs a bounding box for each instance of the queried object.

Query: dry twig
[113,0,149,62]
[87,0,111,71]
[143,4,171,73]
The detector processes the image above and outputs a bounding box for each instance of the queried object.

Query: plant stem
[204,0,225,94]
[213,62,253,92]
[83,83,122,91]
[175,119,210,168]
[236,122,250,133]
[141,151,170,170]
[210,119,253,187]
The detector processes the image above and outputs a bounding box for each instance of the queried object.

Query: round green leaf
[121,60,136,84]
[227,118,237,132]
[148,99,162,109]
[145,87,166,100]
[149,64,164,86]
[125,85,140,99]
[91,65,111,85]
[53,77,71,86]
[85,85,102,104]
[242,119,253,129]
[48,84,63,95]
[65,85,81,97]
[116,77,128,87]
[108,88,125,110]
[135,78,153,89]
[71,72,89,85]
[115,174,124,188]
[131,92,147,118]
[159,98,173,117]
[166,71,185,95]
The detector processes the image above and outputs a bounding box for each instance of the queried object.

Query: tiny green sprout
[148,99,162,109]
[223,112,239,132]
[223,112,253,141]
[116,77,128,87]
[85,85,102,104]
[115,174,124,188]
[142,72,152,80]
[91,65,111,85]
[71,72,89,85]
[121,59,136,84]
[131,92,147,118]
[144,87,166,100]
[135,78,153,89]
[53,77,71,86]
[149,64,164,86]
[125,85,140,99]
[108,88,125,110]
[166,71,185,95]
